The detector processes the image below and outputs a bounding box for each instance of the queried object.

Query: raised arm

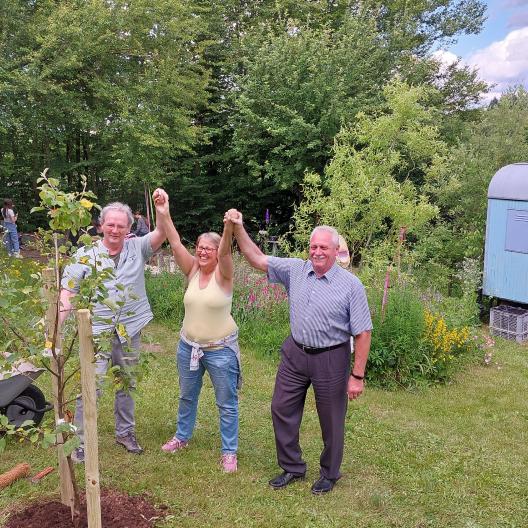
[153,189,195,277]
[149,189,168,252]
[225,209,268,273]
[217,217,234,282]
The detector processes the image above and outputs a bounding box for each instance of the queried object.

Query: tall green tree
[288,81,444,264]
[0,0,209,228]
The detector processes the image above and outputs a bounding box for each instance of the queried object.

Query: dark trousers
[271,335,351,480]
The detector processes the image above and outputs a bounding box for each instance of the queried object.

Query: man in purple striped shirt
[225,210,372,495]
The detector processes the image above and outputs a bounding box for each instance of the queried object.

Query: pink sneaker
[161,436,189,453]
[221,453,238,473]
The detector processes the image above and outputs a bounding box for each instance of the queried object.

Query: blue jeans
[2,222,19,254]
[175,340,239,454]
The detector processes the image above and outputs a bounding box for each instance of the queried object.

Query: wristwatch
[350,372,364,380]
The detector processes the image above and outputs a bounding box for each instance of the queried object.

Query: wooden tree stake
[76,309,102,528]
[43,267,75,512]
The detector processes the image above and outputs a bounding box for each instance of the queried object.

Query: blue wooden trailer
[483,162,528,341]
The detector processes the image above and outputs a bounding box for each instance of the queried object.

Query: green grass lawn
[1,322,527,527]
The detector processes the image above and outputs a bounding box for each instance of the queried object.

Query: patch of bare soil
[5,489,167,528]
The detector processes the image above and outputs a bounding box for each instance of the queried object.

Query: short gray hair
[100,202,134,227]
[310,225,339,246]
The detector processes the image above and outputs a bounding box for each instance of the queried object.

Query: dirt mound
[5,488,167,528]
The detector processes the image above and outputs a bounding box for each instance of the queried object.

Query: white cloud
[431,49,459,68]
[435,27,528,104]
[468,27,528,81]
[466,27,528,101]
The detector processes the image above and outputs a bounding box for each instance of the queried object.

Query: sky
[434,0,528,102]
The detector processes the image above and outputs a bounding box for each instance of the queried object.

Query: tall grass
[367,283,485,389]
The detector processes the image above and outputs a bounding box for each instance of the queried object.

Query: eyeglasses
[338,251,349,259]
[197,246,217,254]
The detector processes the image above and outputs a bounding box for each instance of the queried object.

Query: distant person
[59,193,169,463]
[132,211,149,237]
[337,235,354,352]
[225,209,372,494]
[157,190,241,473]
[1,199,21,258]
[87,217,103,237]
[69,218,102,247]
[337,235,351,268]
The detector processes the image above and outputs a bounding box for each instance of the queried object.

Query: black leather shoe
[269,471,305,489]
[311,476,336,494]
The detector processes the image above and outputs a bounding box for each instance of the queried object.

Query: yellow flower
[79,199,94,210]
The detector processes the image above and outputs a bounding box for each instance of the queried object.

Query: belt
[292,338,349,355]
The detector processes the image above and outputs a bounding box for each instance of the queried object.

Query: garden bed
[4,488,167,528]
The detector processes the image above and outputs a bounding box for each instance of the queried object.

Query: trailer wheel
[6,385,46,427]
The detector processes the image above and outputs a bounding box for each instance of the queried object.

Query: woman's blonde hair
[196,232,221,249]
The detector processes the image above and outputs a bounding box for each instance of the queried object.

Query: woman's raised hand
[153,188,169,214]
[224,209,242,225]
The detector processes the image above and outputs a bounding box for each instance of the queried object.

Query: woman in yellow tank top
[157,191,240,473]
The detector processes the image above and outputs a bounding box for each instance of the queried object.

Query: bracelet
[350,372,364,380]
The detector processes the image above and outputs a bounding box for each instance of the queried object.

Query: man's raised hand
[224,209,242,225]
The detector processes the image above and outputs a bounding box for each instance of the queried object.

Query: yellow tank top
[182,271,237,344]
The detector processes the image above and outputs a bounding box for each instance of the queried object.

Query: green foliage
[0,0,489,244]
[231,17,388,190]
[288,80,442,263]
[0,172,138,511]
[424,86,528,261]
[0,0,209,226]
[367,283,482,389]
[30,172,98,236]
[368,284,428,389]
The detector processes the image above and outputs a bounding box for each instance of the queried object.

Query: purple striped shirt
[267,257,372,348]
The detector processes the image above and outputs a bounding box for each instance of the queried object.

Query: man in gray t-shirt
[225,209,372,495]
[59,196,169,462]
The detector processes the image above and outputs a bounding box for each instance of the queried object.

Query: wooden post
[76,309,102,528]
[42,268,75,512]
[0,463,30,489]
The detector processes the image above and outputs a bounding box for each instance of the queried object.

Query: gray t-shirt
[267,257,372,348]
[61,234,154,340]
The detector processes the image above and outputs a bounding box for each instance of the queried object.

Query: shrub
[421,310,477,381]
[367,283,481,388]
[368,284,428,388]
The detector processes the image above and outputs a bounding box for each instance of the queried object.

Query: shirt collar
[306,260,339,282]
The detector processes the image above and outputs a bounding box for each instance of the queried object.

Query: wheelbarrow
[0,369,53,427]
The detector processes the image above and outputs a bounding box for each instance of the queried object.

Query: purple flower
[265,209,270,225]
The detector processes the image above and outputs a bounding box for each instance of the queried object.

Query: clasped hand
[224,209,242,225]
